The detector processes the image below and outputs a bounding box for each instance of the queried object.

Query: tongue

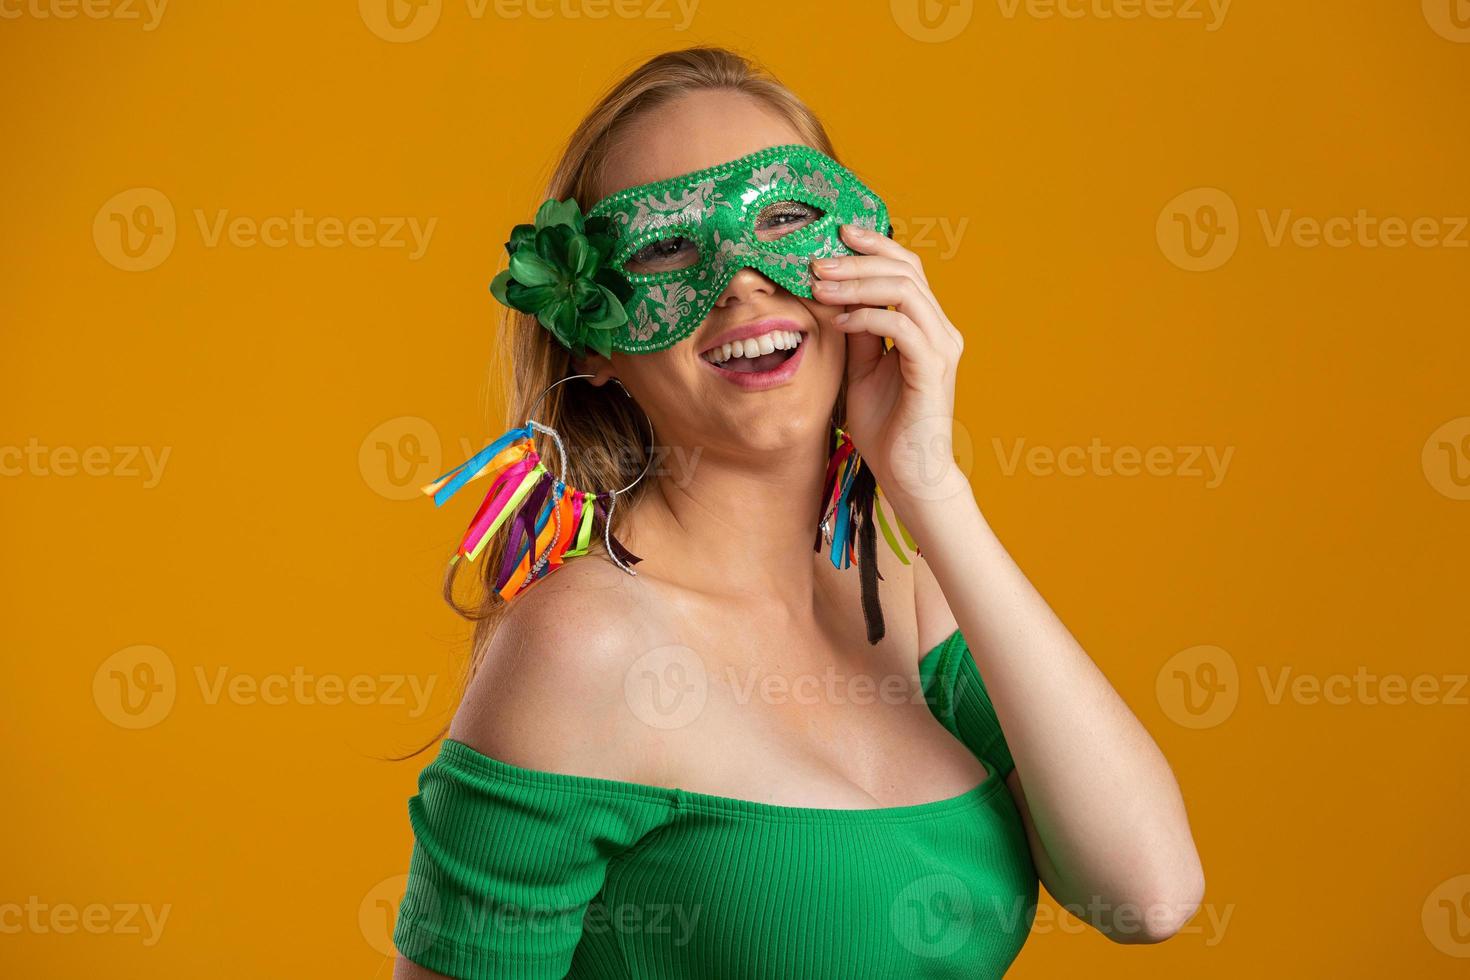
[724,350,790,374]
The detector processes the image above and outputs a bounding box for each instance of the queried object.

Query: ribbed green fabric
[395,628,1038,978]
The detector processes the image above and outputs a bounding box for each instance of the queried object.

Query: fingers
[841,319,889,384]
[811,273,959,360]
[811,225,964,357]
[836,223,929,286]
[812,255,944,327]
[828,306,943,380]
[811,271,929,313]
[812,253,924,290]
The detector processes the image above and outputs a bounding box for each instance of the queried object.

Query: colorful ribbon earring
[422,374,653,602]
[815,426,920,644]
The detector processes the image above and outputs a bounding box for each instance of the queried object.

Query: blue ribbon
[428,423,533,507]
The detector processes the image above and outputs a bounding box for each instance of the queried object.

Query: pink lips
[699,320,808,391]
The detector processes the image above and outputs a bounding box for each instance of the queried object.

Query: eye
[624,235,700,274]
[755,200,824,241]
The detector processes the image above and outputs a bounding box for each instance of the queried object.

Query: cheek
[609,349,702,415]
[799,293,845,323]
[798,296,845,347]
[792,297,846,381]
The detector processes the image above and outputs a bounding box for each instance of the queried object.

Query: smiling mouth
[699,328,806,374]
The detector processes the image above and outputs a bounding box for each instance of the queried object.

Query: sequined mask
[585,143,890,353]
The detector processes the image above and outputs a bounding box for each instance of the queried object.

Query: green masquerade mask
[490,143,891,357]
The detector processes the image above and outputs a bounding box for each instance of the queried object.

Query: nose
[713,267,777,310]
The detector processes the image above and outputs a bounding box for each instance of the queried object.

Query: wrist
[900,489,994,575]
[876,464,979,543]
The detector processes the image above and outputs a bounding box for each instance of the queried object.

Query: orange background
[4,1,1469,976]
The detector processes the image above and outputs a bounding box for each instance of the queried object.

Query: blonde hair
[409,46,855,755]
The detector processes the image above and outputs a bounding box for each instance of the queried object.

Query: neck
[620,429,834,603]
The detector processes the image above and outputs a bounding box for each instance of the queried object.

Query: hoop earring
[422,374,654,601]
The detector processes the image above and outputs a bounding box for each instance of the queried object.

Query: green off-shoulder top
[394,628,1038,978]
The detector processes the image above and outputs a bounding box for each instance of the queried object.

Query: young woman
[392,45,1203,980]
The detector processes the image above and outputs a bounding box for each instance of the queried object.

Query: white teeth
[703,329,804,364]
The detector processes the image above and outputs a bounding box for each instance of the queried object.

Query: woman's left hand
[810,223,968,509]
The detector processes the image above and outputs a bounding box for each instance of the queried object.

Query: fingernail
[813,258,839,272]
[844,224,868,238]
[834,312,850,325]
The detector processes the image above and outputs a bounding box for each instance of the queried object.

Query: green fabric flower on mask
[489,198,634,359]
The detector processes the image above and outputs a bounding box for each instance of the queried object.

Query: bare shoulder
[445,556,675,785]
